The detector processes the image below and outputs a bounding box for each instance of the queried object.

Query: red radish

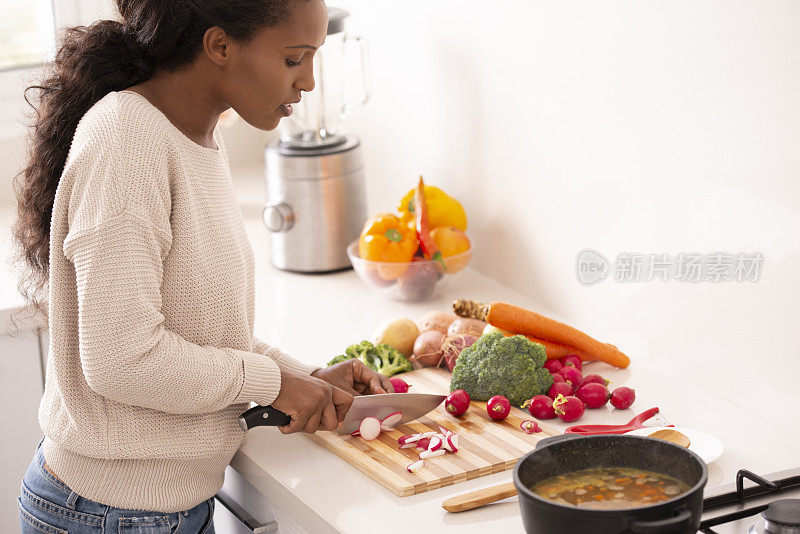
[528,395,556,419]
[580,374,609,388]
[381,424,394,432]
[428,436,443,451]
[416,437,431,450]
[548,381,573,399]
[558,366,583,389]
[381,411,403,428]
[551,373,566,384]
[487,395,511,421]
[350,430,360,437]
[520,420,542,434]
[610,387,636,409]
[389,377,411,393]
[445,389,471,416]
[561,355,582,370]
[553,394,585,422]
[438,426,452,437]
[407,460,424,473]
[418,431,437,438]
[399,443,417,450]
[420,449,446,459]
[359,417,382,440]
[446,434,459,452]
[544,359,563,374]
[576,383,610,409]
[399,434,421,444]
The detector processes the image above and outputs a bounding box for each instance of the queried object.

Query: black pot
[513,434,708,534]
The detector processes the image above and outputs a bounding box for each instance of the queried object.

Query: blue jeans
[18,441,215,533]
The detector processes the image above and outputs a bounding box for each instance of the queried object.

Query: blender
[262,7,370,272]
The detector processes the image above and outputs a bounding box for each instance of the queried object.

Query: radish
[553,394,585,422]
[544,359,563,374]
[399,443,417,450]
[381,411,403,428]
[445,390,470,416]
[527,395,556,419]
[610,387,636,409]
[487,395,511,421]
[389,377,411,393]
[381,424,394,432]
[580,374,609,388]
[418,431,437,438]
[407,460,424,473]
[438,426,453,437]
[551,373,566,384]
[398,434,420,445]
[446,433,459,453]
[420,449,446,459]
[428,436,443,451]
[576,383,610,409]
[548,381,573,400]
[558,366,583,390]
[416,437,431,450]
[520,420,541,434]
[560,355,582,370]
[350,430,360,437]
[359,417,382,441]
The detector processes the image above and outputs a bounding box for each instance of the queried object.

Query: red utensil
[564,407,673,435]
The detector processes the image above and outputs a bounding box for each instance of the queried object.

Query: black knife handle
[238,405,291,431]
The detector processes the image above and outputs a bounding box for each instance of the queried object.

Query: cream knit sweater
[40,90,318,512]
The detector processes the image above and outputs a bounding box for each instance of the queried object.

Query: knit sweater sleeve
[62,135,282,414]
[252,336,321,376]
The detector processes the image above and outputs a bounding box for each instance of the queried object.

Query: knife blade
[238,392,446,435]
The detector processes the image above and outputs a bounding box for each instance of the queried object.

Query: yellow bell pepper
[358,213,419,281]
[397,185,467,232]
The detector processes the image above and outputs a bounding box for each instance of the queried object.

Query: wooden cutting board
[306,367,560,497]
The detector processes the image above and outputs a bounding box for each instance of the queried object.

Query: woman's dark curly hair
[11,0,303,326]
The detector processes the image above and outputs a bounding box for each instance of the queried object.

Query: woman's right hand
[271,369,354,434]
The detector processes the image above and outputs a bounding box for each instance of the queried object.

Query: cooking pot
[513,434,708,534]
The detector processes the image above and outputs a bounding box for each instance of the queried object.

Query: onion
[411,330,445,368]
[440,333,478,371]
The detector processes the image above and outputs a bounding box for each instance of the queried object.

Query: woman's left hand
[312,359,395,396]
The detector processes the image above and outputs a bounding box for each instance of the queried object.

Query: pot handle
[628,509,692,533]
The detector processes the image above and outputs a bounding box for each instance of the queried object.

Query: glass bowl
[346,240,472,302]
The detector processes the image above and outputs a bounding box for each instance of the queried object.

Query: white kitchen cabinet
[0,326,45,534]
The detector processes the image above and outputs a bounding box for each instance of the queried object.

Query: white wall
[333,1,800,432]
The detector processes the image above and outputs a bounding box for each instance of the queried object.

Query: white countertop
[3,169,799,533]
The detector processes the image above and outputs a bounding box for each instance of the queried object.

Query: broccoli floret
[327,340,412,377]
[449,331,553,407]
[371,343,413,376]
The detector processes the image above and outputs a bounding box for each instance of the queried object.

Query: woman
[12,0,393,532]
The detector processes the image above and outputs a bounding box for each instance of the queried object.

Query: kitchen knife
[239,392,447,435]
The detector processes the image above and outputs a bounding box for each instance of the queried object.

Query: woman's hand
[312,359,395,396]
[271,369,354,434]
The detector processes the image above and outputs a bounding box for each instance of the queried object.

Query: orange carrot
[500,332,590,361]
[453,299,630,368]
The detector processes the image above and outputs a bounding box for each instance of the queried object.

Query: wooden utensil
[648,428,691,448]
[442,482,518,512]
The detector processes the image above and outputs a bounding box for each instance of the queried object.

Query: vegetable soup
[531,467,690,510]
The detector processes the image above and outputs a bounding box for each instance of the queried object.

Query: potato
[482,324,511,336]
[411,330,445,369]
[372,317,419,357]
[417,311,458,335]
[447,317,488,337]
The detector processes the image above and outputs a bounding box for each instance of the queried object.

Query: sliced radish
[359,417,382,441]
[399,434,420,444]
[350,430,360,437]
[399,443,417,450]
[438,426,452,437]
[419,449,446,459]
[446,434,459,453]
[416,437,431,450]
[428,436,443,451]
[407,460,424,473]
[418,431,437,439]
[381,411,403,428]
[381,424,395,432]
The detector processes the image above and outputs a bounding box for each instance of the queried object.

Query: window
[0,1,57,71]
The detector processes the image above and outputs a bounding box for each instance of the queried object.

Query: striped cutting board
[306,367,560,497]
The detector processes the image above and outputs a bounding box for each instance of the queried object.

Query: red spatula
[564,407,673,435]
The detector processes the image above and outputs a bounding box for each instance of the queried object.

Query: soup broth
[531,467,690,510]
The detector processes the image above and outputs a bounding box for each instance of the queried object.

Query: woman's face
[222,0,328,131]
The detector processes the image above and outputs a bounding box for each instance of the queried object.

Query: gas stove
[700,468,800,533]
